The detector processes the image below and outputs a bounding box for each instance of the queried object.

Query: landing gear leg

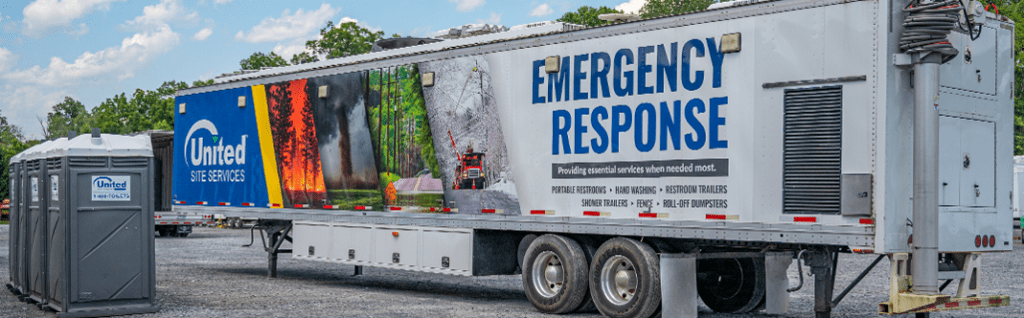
[260,220,292,278]
[807,249,838,318]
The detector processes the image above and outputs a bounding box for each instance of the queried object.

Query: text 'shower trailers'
[170,0,1016,316]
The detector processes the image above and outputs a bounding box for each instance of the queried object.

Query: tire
[589,238,661,318]
[179,233,189,238]
[696,257,766,313]
[158,229,169,237]
[517,234,539,270]
[522,234,589,314]
[573,236,600,313]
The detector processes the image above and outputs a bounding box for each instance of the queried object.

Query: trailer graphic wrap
[308,73,382,210]
[173,87,270,206]
[264,79,328,206]
[485,28,747,219]
[420,57,521,215]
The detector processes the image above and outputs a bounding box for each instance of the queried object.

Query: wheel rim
[600,255,638,306]
[531,251,564,298]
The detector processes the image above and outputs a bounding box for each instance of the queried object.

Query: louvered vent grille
[783,86,842,215]
[112,157,148,167]
[69,157,107,168]
[47,158,62,170]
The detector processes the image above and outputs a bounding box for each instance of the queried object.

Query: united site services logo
[93,177,128,191]
[184,119,248,167]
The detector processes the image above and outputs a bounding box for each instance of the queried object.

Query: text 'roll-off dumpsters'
[166,0,1015,317]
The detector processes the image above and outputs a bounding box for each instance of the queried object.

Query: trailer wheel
[696,257,766,313]
[589,237,661,318]
[179,233,189,238]
[522,234,589,314]
[158,229,169,237]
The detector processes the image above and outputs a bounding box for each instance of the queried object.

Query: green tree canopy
[306,21,385,59]
[290,52,318,65]
[240,51,289,71]
[44,97,92,139]
[556,6,623,27]
[639,0,717,19]
[0,111,28,198]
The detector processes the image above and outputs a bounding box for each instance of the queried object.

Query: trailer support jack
[807,250,838,318]
[260,220,293,278]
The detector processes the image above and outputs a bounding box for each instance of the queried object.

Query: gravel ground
[0,224,1020,317]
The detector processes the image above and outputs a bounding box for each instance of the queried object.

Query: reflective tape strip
[529,210,555,215]
[241,203,256,207]
[390,207,402,211]
[639,213,668,218]
[268,203,282,208]
[583,211,610,217]
[218,202,230,206]
[481,209,502,214]
[706,214,739,220]
[859,218,874,224]
[794,216,817,222]
[294,204,309,208]
[196,201,208,205]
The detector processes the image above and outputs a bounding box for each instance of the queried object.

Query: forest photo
[364,65,444,210]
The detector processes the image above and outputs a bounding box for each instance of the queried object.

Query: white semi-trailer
[170,0,1015,317]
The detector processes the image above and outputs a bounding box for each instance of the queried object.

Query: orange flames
[266,79,326,204]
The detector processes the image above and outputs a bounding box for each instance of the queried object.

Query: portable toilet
[41,131,160,317]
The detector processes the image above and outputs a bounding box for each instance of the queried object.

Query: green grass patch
[327,189,384,211]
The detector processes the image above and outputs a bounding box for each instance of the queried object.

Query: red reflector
[706,214,726,220]
[859,218,874,224]
[794,216,816,222]
[196,201,206,205]
[639,213,657,218]
[390,207,402,211]
[391,231,399,237]
[530,210,546,215]
[172,222,179,225]
[967,300,982,306]
[852,249,874,254]
[988,235,995,248]
[429,207,437,212]
[294,204,303,208]
[944,302,959,308]
[219,202,228,206]
[323,205,331,209]
[442,208,452,212]
[354,206,366,210]
[989,299,1003,305]
[981,235,988,247]
[481,209,496,213]
[583,211,600,216]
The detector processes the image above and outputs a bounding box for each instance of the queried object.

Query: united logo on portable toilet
[92,176,131,201]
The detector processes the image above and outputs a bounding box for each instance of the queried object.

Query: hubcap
[601,255,638,306]
[532,251,564,298]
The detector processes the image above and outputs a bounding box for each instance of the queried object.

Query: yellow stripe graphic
[251,85,283,208]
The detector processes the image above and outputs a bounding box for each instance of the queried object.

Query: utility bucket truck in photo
[165,0,1016,317]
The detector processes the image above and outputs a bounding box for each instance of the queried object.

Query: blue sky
[0,0,647,139]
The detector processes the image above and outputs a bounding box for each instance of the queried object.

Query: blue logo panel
[173,87,269,207]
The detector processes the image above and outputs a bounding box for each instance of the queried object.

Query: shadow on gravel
[210,267,526,301]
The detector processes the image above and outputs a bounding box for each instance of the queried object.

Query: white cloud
[0,85,67,139]
[530,4,553,17]
[3,25,180,86]
[477,12,501,25]
[0,47,18,72]
[193,27,213,40]
[449,0,484,12]
[22,0,125,37]
[272,39,308,60]
[125,0,187,28]
[235,4,339,43]
[616,0,647,14]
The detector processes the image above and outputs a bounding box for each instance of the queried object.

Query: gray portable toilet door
[25,159,48,304]
[46,157,67,311]
[69,166,153,303]
[7,163,21,292]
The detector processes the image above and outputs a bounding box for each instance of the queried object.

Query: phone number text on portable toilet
[92,176,131,201]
